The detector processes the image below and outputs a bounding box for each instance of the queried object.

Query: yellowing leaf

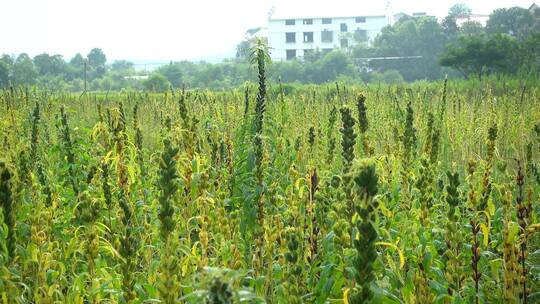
[487,198,495,216]
[380,204,393,218]
[294,178,305,198]
[480,223,490,247]
[343,288,350,304]
[508,221,519,243]
[375,241,405,269]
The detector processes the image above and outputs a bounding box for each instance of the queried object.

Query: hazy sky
[0,0,535,62]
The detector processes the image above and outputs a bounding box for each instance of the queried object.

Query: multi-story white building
[268,13,389,61]
[455,14,490,27]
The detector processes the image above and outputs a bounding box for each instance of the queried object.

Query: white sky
[0,0,535,62]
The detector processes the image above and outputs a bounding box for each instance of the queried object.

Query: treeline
[0,48,140,91]
[354,4,540,81]
[1,4,539,91]
[149,4,540,89]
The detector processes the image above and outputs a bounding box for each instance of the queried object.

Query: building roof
[269,5,387,21]
[456,13,489,18]
[455,14,490,27]
[392,12,435,24]
[393,12,433,18]
[270,14,386,21]
[245,27,268,39]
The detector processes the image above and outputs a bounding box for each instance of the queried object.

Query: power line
[356,56,423,61]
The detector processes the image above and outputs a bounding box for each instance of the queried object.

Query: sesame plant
[0,62,539,304]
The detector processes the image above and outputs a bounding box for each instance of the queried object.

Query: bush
[143,73,170,92]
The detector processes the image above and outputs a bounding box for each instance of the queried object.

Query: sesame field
[1,49,540,304]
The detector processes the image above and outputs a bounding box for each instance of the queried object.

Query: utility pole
[84,61,87,92]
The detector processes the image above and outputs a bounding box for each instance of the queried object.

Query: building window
[354,29,368,41]
[303,19,313,25]
[322,18,332,24]
[340,23,348,32]
[303,32,314,43]
[286,32,296,43]
[286,19,295,25]
[286,49,297,60]
[355,17,366,23]
[321,30,333,43]
[340,38,349,48]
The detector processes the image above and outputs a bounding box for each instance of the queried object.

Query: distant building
[245,27,268,40]
[267,13,389,61]
[455,14,490,27]
[530,3,540,17]
[124,75,149,80]
[393,12,433,24]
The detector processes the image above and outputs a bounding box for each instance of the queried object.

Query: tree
[143,73,170,92]
[483,34,520,74]
[519,32,540,72]
[13,53,37,85]
[448,3,472,18]
[290,49,357,84]
[0,55,12,88]
[440,35,487,78]
[461,21,484,35]
[157,63,184,88]
[318,50,356,82]
[486,7,537,39]
[36,75,68,91]
[87,48,107,78]
[111,60,134,73]
[50,55,67,75]
[34,53,52,76]
[67,53,86,80]
[1,55,14,68]
[441,16,459,37]
[303,49,324,63]
[33,53,66,76]
[381,70,404,84]
[369,17,447,81]
[442,3,472,37]
[193,64,225,88]
[0,61,10,88]
[271,60,305,83]
[236,39,252,59]
[236,36,267,60]
[70,53,86,68]
[87,48,106,67]
[439,34,519,78]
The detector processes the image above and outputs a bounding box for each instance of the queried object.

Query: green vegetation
[0,4,539,303]
[1,4,538,91]
[1,45,540,302]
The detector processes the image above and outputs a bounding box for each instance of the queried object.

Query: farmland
[0,48,540,304]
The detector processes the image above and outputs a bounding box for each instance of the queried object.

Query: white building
[455,14,490,27]
[245,27,268,40]
[393,12,432,24]
[268,13,389,61]
[531,2,540,15]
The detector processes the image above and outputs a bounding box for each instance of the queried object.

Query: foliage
[486,7,538,39]
[366,16,448,81]
[156,63,184,88]
[2,5,540,91]
[87,48,107,78]
[439,34,522,78]
[0,78,539,303]
[143,73,170,92]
